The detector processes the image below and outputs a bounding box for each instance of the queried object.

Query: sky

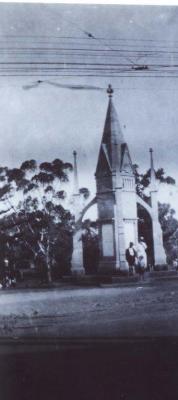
[0,3,178,207]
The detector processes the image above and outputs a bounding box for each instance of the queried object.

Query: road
[0,280,178,337]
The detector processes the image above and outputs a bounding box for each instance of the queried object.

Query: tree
[0,158,91,282]
[0,159,75,282]
[133,164,175,199]
[134,164,178,263]
[158,202,178,263]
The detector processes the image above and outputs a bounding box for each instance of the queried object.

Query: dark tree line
[0,158,89,282]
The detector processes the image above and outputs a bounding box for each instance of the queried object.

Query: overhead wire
[0,22,178,82]
[1,33,178,44]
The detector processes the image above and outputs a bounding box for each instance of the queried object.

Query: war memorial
[71,85,167,277]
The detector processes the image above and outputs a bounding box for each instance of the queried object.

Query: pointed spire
[96,84,127,175]
[73,150,79,195]
[102,85,125,147]
[149,148,157,191]
[107,84,114,98]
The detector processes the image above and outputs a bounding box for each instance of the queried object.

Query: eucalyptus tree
[0,159,74,282]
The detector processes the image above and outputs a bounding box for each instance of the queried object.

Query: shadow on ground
[0,338,178,400]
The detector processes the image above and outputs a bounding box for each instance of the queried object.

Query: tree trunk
[47,267,52,283]
[46,252,52,283]
[46,241,52,283]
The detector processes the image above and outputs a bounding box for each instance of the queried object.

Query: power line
[0,38,177,51]
[0,60,177,73]
[1,73,178,78]
[1,47,178,54]
[1,34,178,44]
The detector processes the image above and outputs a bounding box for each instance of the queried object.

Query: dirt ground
[0,279,178,338]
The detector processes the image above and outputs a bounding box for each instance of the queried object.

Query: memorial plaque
[102,224,114,257]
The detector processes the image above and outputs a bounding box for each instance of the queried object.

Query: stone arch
[136,195,154,266]
[137,204,154,267]
[71,196,97,275]
[75,196,97,231]
[136,194,153,219]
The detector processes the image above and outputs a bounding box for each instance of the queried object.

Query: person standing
[137,237,147,280]
[125,242,137,275]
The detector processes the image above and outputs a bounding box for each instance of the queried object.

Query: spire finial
[73,150,79,195]
[149,148,154,170]
[149,147,157,191]
[107,84,114,98]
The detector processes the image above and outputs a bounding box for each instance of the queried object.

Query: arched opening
[137,203,154,268]
[82,220,99,275]
[81,204,99,275]
[72,200,99,275]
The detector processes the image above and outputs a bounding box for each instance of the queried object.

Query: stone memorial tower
[70,84,166,276]
[95,85,138,273]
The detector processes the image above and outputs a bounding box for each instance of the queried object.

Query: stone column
[115,188,128,271]
[71,150,85,276]
[151,195,167,266]
[71,229,85,275]
[149,148,167,266]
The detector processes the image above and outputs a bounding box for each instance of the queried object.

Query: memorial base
[98,258,118,275]
[71,267,85,276]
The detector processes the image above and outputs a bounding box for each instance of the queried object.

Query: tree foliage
[158,202,178,263]
[0,158,88,282]
[133,164,175,199]
[134,164,178,263]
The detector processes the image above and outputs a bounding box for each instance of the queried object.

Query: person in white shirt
[137,237,147,279]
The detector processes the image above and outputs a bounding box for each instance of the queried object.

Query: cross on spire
[149,147,157,191]
[149,148,154,169]
[107,84,114,98]
[73,150,79,195]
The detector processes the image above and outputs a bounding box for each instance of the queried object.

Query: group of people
[125,237,147,280]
